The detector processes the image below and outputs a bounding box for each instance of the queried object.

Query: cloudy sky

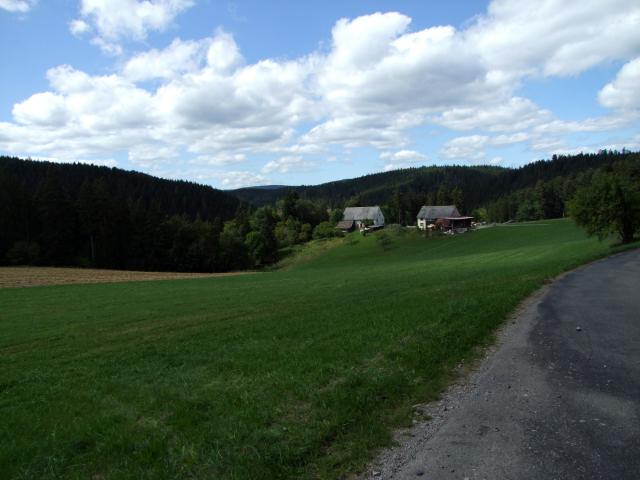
[1,1,639,189]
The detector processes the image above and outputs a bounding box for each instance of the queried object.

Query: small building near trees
[340,206,385,230]
[335,220,355,232]
[416,205,473,232]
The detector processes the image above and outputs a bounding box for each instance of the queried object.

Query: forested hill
[231,151,633,209]
[0,156,240,222]
[0,156,241,271]
[232,165,503,208]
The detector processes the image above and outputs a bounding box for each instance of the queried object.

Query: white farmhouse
[416,205,461,230]
[416,205,473,232]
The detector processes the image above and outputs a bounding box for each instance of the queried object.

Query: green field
[0,220,623,479]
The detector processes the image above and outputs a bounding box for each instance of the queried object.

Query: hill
[0,220,632,479]
[232,164,504,207]
[231,151,638,220]
[0,156,240,222]
[0,156,242,271]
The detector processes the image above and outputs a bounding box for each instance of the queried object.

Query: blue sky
[1,0,639,189]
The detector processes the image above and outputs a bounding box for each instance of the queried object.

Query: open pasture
[0,220,617,479]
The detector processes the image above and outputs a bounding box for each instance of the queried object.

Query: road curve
[378,250,640,479]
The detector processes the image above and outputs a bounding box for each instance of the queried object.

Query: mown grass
[0,219,616,479]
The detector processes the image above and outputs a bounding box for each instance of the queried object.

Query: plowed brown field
[0,267,250,288]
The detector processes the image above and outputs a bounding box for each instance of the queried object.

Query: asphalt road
[390,250,640,480]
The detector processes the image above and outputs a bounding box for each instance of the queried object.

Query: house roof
[336,220,355,230]
[416,205,461,219]
[343,206,383,221]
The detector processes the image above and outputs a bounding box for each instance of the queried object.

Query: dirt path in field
[363,249,640,479]
[0,266,255,288]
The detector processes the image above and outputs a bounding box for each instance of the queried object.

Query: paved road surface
[391,250,640,479]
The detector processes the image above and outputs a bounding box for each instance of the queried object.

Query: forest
[1,150,638,271]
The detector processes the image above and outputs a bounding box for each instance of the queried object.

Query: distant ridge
[229,151,639,209]
[247,185,289,190]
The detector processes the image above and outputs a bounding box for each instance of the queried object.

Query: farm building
[340,206,385,230]
[416,205,473,232]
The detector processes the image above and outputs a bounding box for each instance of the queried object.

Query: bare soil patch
[0,266,251,289]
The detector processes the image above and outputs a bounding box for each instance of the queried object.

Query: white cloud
[440,132,529,161]
[218,171,270,189]
[69,19,90,36]
[0,30,314,163]
[440,135,490,161]
[598,57,640,111]
[307,2,640,151]
[123,30,243,81]
[12,92,69,126]
[532,116,631,136]
[433,97,552,132]
[467,0,640,77]
[206,29,243,72]
[0,0,35,13]
[123,38,208,81]
[191,153,247,166]
[380,150,427,162]
[380,149,428,171]
[128,144,178,167]
[310,13,496,150]
[72,0,194,54]
[262,155,316,174]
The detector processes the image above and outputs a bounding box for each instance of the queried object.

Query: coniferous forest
[1,150,638,271]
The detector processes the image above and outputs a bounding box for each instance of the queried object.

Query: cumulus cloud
[380,149,428,171]
[71,0,194,54]
[440,135,491,161]
[433,97,553,132]
[218,171,270,189]
[123,30,242,81]
[0,0,36,13]
[467,0,640,77]
[123,38,209,81]
[191,153,247,166]
[1,31,314,165]
[598,57,640,111]
[69,19,91,36]
[262,155,316,174]
[440,133,529,161]
[128,144,178,167]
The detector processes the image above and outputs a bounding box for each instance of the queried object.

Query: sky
[1,1,639,189]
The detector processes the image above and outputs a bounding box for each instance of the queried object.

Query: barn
[416,205,473,232]
[340,206,385,230]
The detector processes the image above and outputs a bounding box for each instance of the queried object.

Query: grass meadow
[0,220,623,479]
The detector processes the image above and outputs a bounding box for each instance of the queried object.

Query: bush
[299,223,313,243]
[376,232,394,251]
[313,221,342,240]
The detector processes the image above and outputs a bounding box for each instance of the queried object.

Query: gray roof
[417,205,461,220]
[343,206,383,221]
[336,220,355,230]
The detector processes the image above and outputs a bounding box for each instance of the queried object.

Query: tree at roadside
[569,163,640,244]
